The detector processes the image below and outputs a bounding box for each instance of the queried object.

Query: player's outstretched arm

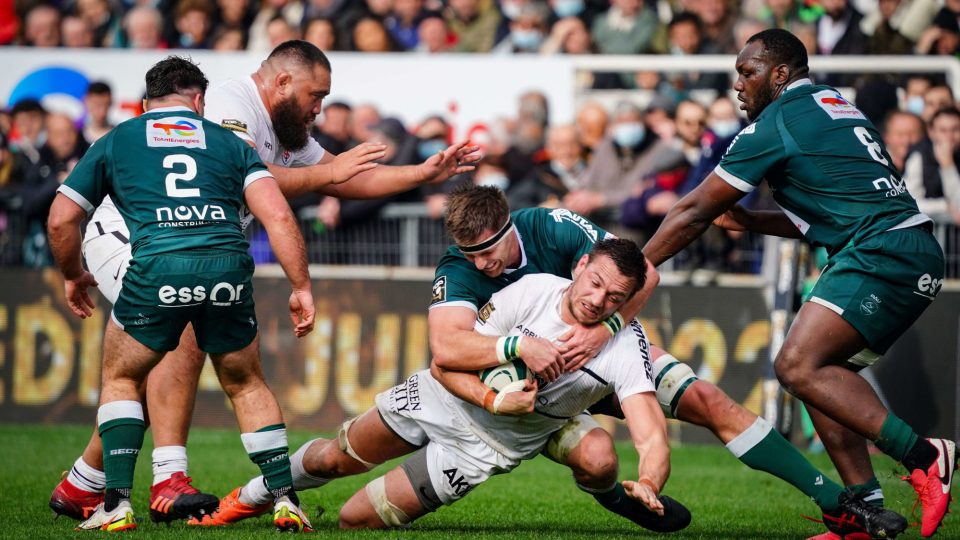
[47,193,99,318]
[620,392,670,514]
[265,142,387,198]
[643,172,745,267]
[429,306,564,381]
[430,361,536,416]
[318,140,482,199]
[244,177,315,337]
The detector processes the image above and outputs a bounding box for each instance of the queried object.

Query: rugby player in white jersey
[194,238,691,531]
[49,39,481,523]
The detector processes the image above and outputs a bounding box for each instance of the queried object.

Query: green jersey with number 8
[715,81,929,255]
[59,105,271,258]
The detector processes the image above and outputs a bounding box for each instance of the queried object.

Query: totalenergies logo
[152,120,197,136]
[820,94,853,108]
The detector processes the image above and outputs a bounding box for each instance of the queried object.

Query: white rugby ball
[479,360,529,393]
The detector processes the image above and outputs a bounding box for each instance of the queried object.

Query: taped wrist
[602,311,625,336]
[495,335,523,364]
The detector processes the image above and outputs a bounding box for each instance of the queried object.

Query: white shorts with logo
[375,371,520,506]
[82,202,131,305]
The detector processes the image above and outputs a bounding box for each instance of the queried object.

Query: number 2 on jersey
[164,154,200,197]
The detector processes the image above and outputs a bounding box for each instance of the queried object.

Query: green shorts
[808,225,944,354]
[112,249,258,354]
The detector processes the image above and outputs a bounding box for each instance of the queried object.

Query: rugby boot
[187,486,270,526]
[149,472,219,522]
[50,477,103,520]
[905,438,957,537]
[76,501,137,532]
[273,496,313,533]
[822,490,907,539]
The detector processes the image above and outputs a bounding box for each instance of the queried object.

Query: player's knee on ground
[340,466,429,529]
[652,353,698,418]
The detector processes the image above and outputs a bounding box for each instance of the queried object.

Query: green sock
[97,401,146,493]
[848,477,884,508]
[730,417,844,511]
[242,424,294,501]
[873,413,918,462]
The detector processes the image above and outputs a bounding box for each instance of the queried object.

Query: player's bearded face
[272,95,310,151]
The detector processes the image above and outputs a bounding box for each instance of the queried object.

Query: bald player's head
[256,40,332,151]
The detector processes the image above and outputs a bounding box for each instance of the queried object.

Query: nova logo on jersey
[146,116,207,149]
[813,90,865,120]
[156,204,227,227]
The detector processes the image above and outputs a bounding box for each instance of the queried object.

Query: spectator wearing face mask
[562,101,674,234]
[492,1,549,52]
[621,99,706,240]
[902,76,932,117]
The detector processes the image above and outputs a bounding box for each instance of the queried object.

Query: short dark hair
[10,98,46,116]
[324,101,351,112]
[588,238,647,293]
[86,81,112,96]
[444,185,510,245]
[930,106,960,127]
[267,40,332,73]
[747,28,809,78]
[669,11,702,33]
[144,56,208,99]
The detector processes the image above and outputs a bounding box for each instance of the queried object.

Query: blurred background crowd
[2,0,960,273]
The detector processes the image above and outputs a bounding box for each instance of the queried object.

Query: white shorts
[376,371,519,506]
[81,218,131,305]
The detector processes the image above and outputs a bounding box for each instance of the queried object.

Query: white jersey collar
[503,229,528,274]
[146,105,194,114]
[786,78,813,91]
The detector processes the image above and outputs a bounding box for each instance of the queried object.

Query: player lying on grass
[49,39,481,524]
[192,239,692,531]
[423,185,906,539]
[47,56,316,532]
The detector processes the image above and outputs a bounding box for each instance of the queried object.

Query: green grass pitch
[2,424,958,539]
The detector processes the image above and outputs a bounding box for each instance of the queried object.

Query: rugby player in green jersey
[644,28,956,539]
[47,57,315,533]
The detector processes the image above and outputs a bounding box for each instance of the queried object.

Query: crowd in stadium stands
[2,0,960,269]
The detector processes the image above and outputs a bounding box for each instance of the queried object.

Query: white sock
[291,439,330,491]
[67,457,106,492]
[152,446,188,485]
[239,475,272,506]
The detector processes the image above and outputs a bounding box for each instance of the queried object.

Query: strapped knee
[338,417,378,470]
[653,354,698,418]
[544,414,601,465]
[364,476,412,527]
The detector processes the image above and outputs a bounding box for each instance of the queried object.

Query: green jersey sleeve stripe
[243,170,273,190]
[428,300,478,312]
[714,165,755,193]
[57,185,95,214]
